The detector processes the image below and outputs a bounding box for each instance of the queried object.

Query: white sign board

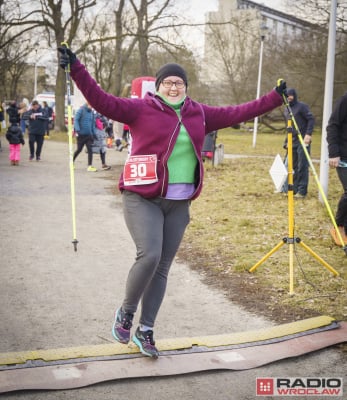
[269,154,288,192]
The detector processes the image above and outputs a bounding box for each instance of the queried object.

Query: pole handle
[60,42,71,73]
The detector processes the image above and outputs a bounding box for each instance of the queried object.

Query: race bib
[123,154,158,186]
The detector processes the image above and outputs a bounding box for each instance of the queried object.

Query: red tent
[131,76,156,99]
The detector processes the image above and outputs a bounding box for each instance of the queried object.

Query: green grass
[46,131,71,142]
[178,126,347,326]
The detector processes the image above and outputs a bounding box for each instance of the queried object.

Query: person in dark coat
[42,101,53,137]
[283,88,315,198]
[0,102,4,133]
[327,91,347,244]
[23,100,48,161]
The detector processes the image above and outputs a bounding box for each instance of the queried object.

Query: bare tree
[73,0,197,97]
[81,0,139,96]
[203,1,347,130]
[0,1,42,100]
[284,0,347,101]
[204,16,260,105]
[2,0,217,127]
[38,0,97,130]
[129,0,173,75]
[289,0,347,32]
[0,0,98,129]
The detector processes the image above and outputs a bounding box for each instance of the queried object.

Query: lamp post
[33,42,39,99]
[252,24,268,148]
[319,0,337,201]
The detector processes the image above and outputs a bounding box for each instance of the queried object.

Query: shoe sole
[132,335,159,358]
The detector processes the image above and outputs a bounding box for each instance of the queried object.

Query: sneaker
[294,193,306,199]
[29,155,34,161]
[102,165,111,170]
[87,166,97,172]
[132,327,159,358]
[36,157,41,161]
[116,144,124,152]
[112,308,134,344]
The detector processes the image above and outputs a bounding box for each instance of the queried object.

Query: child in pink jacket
[6,115,25,166]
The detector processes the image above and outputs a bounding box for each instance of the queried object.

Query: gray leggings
[121,190,190,327]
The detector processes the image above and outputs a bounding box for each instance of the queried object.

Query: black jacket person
[327,91,347,239]
[283,88,315,197]
[23,100,48,161]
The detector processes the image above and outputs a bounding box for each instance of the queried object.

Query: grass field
[178,126,347,329]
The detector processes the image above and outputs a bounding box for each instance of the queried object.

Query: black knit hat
[155,63,188,90]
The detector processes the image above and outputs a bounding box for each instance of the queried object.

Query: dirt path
[0,138,345,399]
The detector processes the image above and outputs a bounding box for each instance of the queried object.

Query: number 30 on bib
[123,154,158,186]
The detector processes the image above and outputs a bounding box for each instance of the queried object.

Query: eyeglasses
[161,80,185,89]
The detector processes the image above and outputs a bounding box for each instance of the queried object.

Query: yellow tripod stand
[249,118,339,295]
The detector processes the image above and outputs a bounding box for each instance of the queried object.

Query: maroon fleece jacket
[70,60,282,199]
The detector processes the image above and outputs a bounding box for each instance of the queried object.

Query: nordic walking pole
[281,92,347,256]
[61,42,78,252]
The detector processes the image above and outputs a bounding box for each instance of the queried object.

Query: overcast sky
[179,0,290,55]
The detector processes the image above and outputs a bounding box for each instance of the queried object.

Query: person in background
[42,101,53,138]
[6,111,25,165]
[6,100,19,123]
[59,46,286,358]
[122,123,130,148]
[6,115,25,165]
[18,102,28,135]
[73,102,97,172]
[112,121,124,151]
[92,113,111,170]
[23,100,48,161]
[105,119,114,148]
[0,102,4,134]
[282,88,314,198]
[327,90,347,245]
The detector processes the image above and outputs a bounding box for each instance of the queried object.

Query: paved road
[0,138,345,399]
